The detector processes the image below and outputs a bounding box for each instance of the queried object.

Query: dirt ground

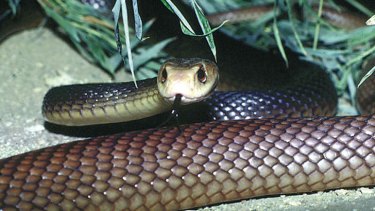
[1,28,375,210]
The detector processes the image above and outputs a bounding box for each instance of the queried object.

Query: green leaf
[345,44,375,68]
[159,0,174,13]
[103,54,122,73]
[345,0,373,16]
[358,65,375,87]
[161,0,195,34]
[132,37,176,78]
[112,0,121,26]
[131,0,143,40]
[120,0,137,87]
[133,38,175,69]
[180,20,228,36]
[191,0,217,61]
[272,3,288,67]
[286,0,307,56]
[7,0,20,14]
[312,0,324,50]
[273,21,288,67]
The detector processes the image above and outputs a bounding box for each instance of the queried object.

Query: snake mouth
[165,93,210,105]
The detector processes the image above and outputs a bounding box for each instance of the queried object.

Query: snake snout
[157,58,219,105]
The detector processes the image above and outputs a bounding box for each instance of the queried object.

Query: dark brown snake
[1,2,375,211]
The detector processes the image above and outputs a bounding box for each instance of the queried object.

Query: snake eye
[197,66,207,83]
[161,68,167,83]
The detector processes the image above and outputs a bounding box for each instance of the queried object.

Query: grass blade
[358,65,375,87]
[345,0,373,16]
[160,0,195,34]
[273,2,288,67]
[191,0,217,61]
[120,0,137,87]
[313,0,324,50]
[131,0,143,40]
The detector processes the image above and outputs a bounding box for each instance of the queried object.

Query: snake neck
[42,79,173,126]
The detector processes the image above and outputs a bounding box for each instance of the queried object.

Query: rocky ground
[0,28,374,211]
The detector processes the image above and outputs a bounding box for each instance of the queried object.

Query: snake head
[157,58,219,105]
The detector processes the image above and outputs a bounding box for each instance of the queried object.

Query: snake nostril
[197,66,207,83]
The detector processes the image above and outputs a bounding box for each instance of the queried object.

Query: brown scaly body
[1,115,375,210]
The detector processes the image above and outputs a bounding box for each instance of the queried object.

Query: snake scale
[1,1,375,210]
[1,116,374,210]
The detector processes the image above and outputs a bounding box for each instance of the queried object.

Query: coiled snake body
[1,2,375,211]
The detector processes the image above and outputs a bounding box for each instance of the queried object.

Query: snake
[1,1,375,210]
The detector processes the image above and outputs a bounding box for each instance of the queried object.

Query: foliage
[1,0,20,21]
[37,0,173,79]
[195,0,375,108]
[35,0,374,109]
[154,0,375,97]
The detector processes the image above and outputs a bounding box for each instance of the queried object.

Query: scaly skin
[42,78,171,126]
[1,115,375,210]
